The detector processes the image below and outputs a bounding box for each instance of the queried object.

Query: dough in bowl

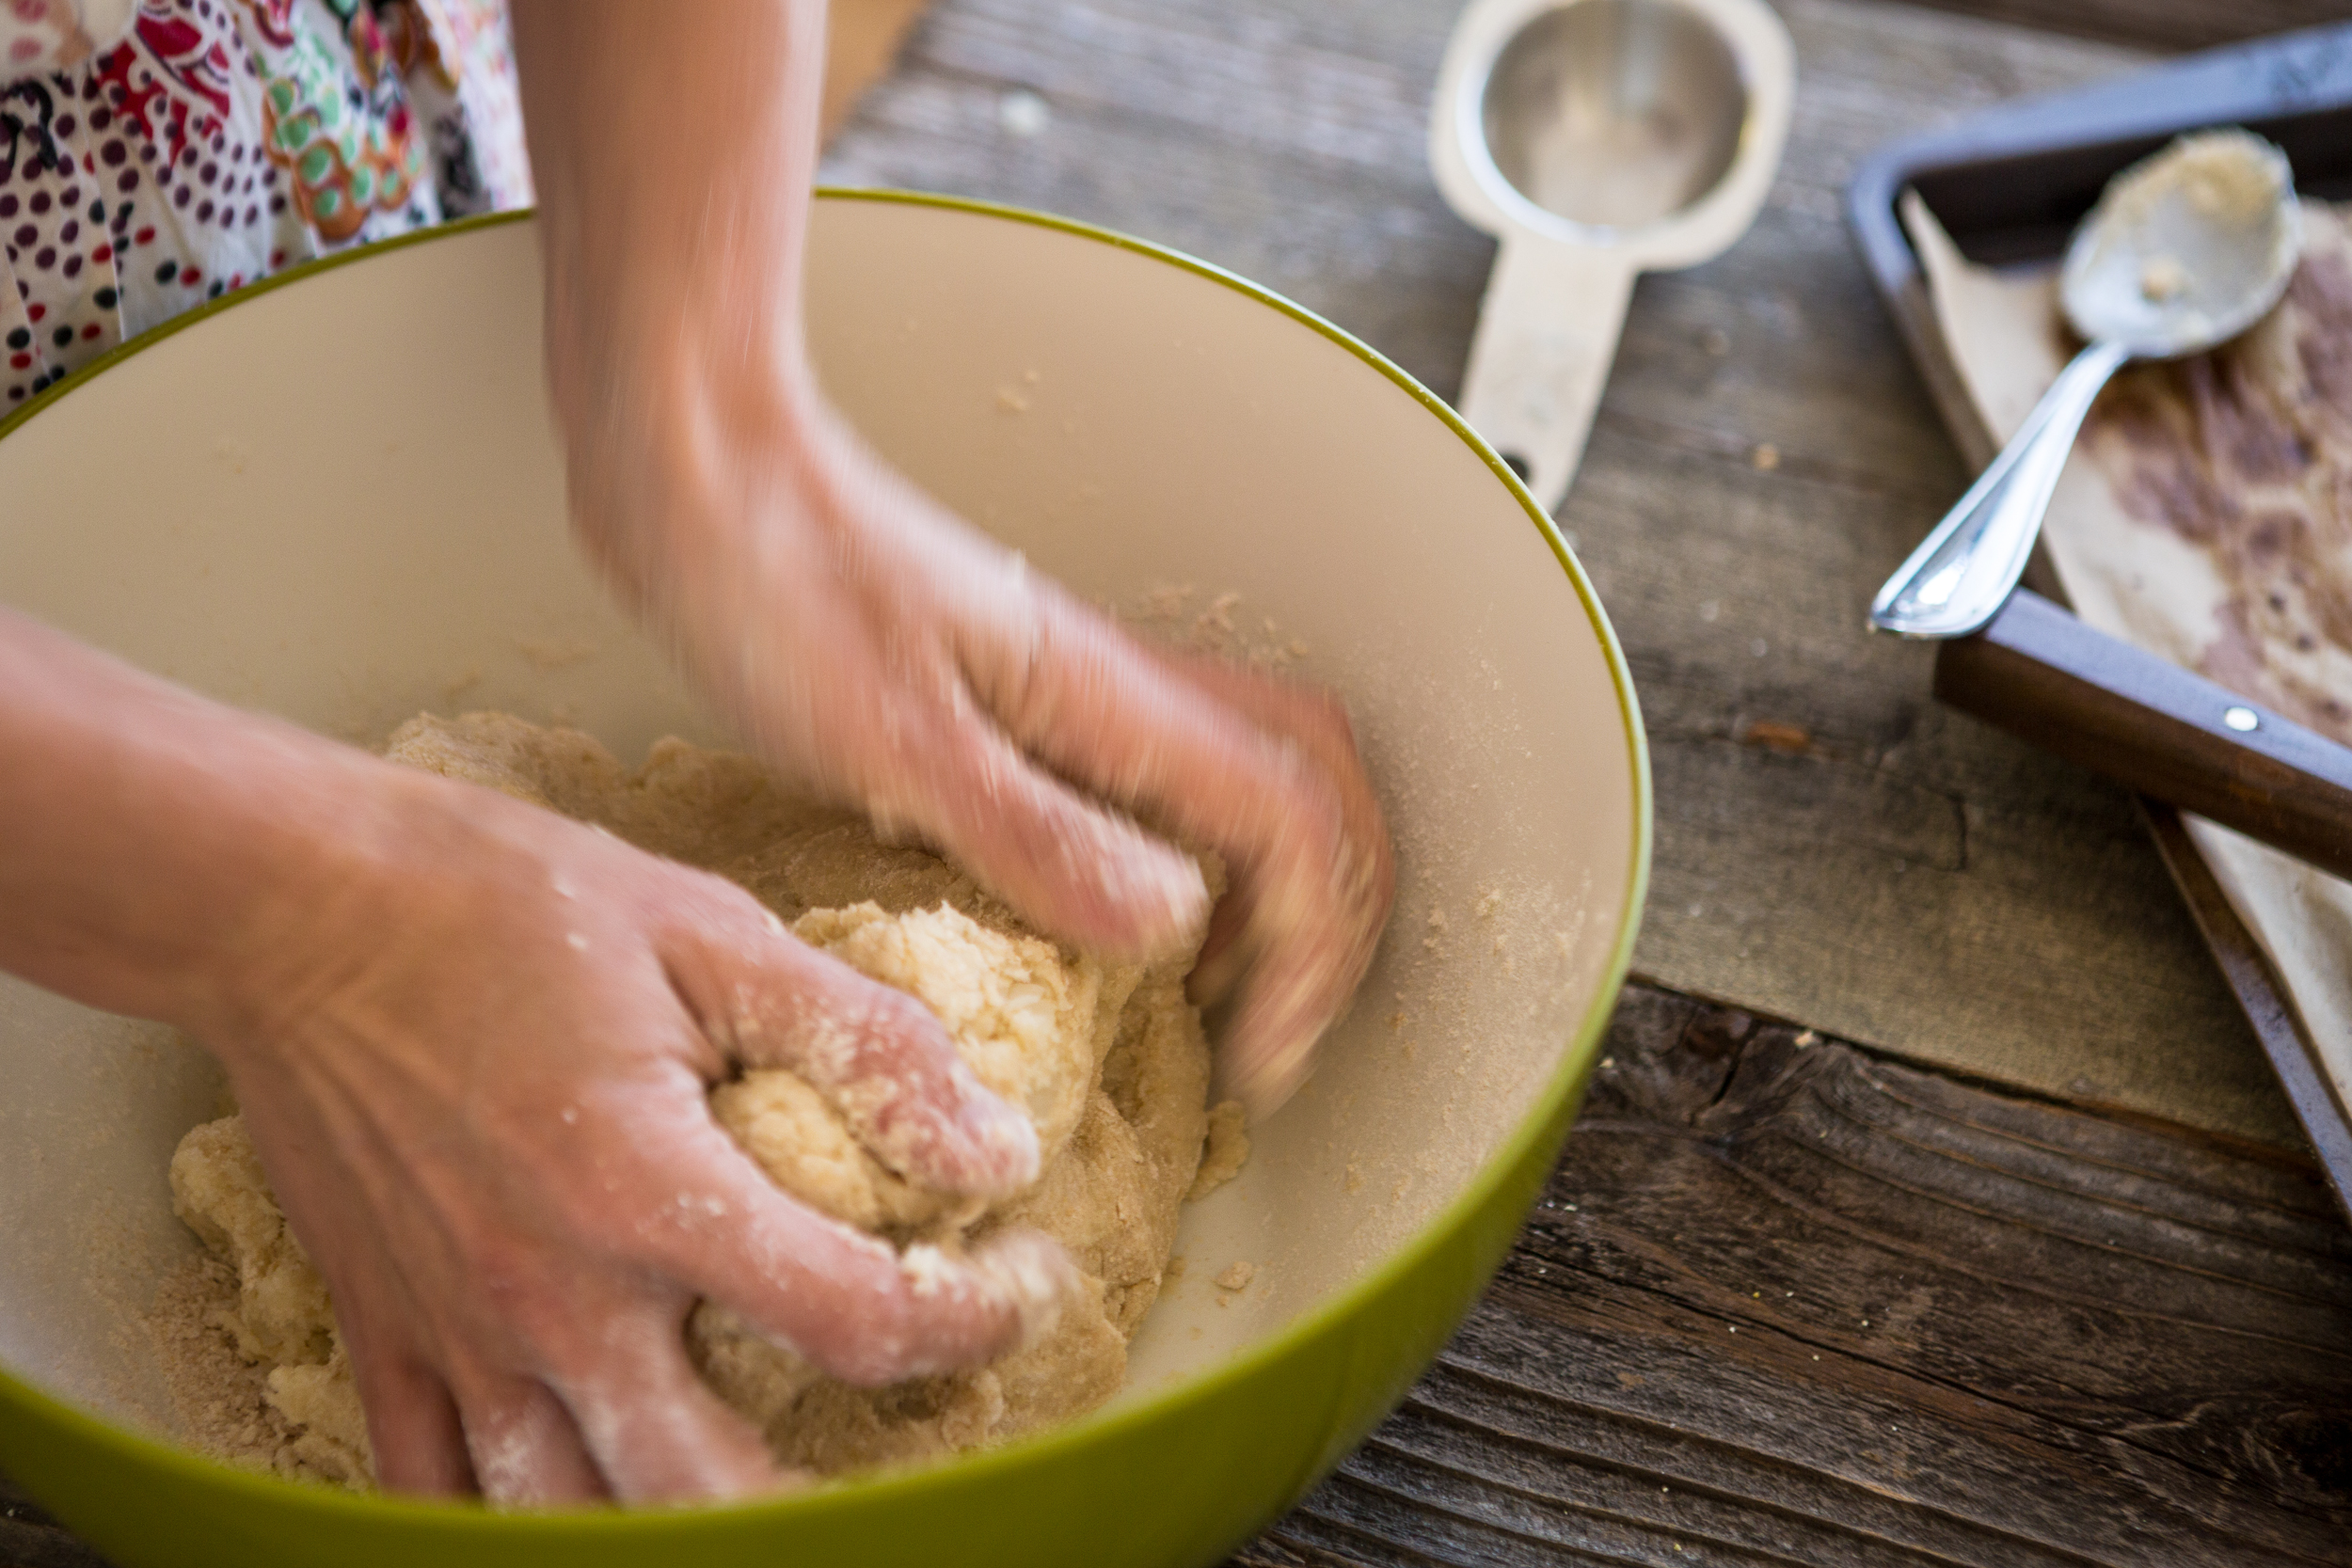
[162,713,1240,1487]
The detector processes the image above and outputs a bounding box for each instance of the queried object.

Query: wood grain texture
[819,0,2303,1145]
[1227,982,2352,1568]
[1896,0,2352,55]
[0,1471,101,1568]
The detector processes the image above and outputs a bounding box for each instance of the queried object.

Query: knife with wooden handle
[1934,589,2352,882]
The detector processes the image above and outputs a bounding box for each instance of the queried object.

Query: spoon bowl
[2061,128,2301,356]
[1870,128,2302,641]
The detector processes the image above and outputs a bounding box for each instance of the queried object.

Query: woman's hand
[516,0,1397,1117]
[215,763,1073,1505]
[0,0,1394,1511]
[0,611,1069,1505]
[558,401,1392,1116]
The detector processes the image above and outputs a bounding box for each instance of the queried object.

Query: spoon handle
[1869,337,2132,640]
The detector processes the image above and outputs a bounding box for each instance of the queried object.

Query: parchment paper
[1905,190,2352,1123]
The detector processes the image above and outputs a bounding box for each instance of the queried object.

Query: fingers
[448,1369,609,1508]
[624,1101,1072,1387]
[1147,646,1396,1110]
[860,700,1212,964]
[343,1291,610,1508]
[1154,645,1391,893]
[376,1325,776,1504]
[348,1342,474,1498]
[344,1236,775,1504]
[955,594,1395,1116]
[663,893,1040,1197]
[551,1315,779,1504]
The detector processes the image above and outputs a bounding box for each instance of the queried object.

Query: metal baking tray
[1845,21,2352,1211]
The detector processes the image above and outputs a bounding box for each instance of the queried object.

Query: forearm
[0,609,383,1038]
[513,0,834,585]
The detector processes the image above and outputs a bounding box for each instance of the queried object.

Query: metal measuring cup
[1430,0,1794,512]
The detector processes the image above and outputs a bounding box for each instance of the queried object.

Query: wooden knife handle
[1933,589,2352,883]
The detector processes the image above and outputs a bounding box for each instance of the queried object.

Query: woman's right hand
[0,610,1069,1505]
[206,757,1076,1505]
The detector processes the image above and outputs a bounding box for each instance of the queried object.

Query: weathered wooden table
[818,0,2342,1151]
[10,1,2352,1564]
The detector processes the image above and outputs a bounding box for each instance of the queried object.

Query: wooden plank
[0,1470,104,1568]
[820,0,2305,1148]
[1229,981,2352,1568]
[1895,0,2352,55]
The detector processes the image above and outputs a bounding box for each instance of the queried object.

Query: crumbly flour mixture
[159,711,1240,1488]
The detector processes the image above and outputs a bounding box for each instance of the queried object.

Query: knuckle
[854,980,929,1039]
[507,1297,590,1374]
[969,593,1089,748]
[673,862,768,931]
[835,982,952,1072]
[452,1232,547,1329]
[1280,769,1351,868]
[545,1163,634,1250]
[990,622,1053,729]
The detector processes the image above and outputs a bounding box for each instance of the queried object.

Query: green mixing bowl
[0,193,1648,1567]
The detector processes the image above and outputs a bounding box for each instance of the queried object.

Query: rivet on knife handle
[1934,591,2352,884]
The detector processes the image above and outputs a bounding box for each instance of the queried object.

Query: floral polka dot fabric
[0,0,526,407]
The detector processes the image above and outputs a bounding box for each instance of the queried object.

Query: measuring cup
[1431,0,1794,511]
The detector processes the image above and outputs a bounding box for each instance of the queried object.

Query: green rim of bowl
[0,188,1653,1530]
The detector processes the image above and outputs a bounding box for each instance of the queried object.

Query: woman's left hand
[516,0,1396,1118]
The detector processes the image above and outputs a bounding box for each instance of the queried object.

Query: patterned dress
[0,0,529,407]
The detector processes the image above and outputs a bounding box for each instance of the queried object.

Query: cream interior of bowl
[0,203,1636,1441]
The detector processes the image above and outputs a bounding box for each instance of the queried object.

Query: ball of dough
[165,714,1238,1487]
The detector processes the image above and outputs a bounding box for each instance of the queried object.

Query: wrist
[141,724,412,1056]
[548,278,825,542]
[0,615,412,1053]
[546,306,897,645]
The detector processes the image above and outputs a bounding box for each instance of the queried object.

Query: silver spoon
[1869,129,2302,640]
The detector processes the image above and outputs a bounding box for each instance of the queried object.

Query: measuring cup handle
[1454,240,1636,514]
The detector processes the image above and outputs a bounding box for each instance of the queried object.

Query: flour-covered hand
[0,610,1067,1505]
[205,761,1070,1504]
[520,0,1396,1120]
